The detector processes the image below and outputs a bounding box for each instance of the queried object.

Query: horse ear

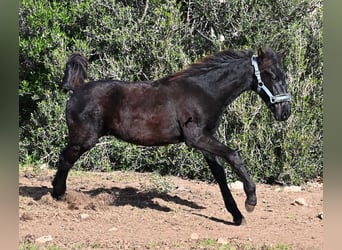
[257,48,265,59]
[277,49,285,60]
[257,48,265,66]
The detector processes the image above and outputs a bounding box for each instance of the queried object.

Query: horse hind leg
[182,123,256,225]
[203,152,245,225]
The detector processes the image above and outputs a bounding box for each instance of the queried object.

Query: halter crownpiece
[251,55,291,104]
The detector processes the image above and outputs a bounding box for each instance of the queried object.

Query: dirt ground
[19,168,323,249]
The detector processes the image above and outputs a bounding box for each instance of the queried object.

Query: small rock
[285,186,302,192]
[176,186,189,192]
[80,213,90,220]
[40,163,49,169]
[217,238,228,244]
[35,235,53,244]
[109,227,118,231]
[20,212,33,221]
[229,181,244,192]
[291,198,307,206]
[276,185,302,192]
[318,212,323,220]
[27,200,38,206]
[24,170,34,179]
[190,233,199,240]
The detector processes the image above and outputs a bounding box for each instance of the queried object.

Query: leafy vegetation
[19,240,292,250]
[19,0,322,185]
[197,238,293,250]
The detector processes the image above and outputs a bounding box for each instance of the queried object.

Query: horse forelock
[68,53,88,69]
[258,48,282,71]
[62,53,89,90]
[68,53,88,78]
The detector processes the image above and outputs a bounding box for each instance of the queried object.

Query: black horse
[52,48,291,225]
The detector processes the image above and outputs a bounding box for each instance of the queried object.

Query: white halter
[251,55,291,104]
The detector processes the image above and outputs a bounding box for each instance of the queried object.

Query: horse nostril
[282,111,289,120]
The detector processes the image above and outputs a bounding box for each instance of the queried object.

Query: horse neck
[194,57,254,106]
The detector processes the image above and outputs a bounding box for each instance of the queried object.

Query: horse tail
[61,53,88,91]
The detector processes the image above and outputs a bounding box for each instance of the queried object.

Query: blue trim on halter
[251,55,291,104]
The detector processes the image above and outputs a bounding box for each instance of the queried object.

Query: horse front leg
[52,144,84,199]
[52,108,101,199]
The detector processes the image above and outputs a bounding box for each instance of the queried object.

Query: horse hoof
[234,217,247,226]
[51,190,66,201]
[245,202,256,213]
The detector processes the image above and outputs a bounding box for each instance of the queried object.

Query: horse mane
[170,49,254,81]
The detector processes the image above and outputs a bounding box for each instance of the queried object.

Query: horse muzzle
[273,101,291,121]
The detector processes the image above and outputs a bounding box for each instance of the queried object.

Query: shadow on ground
[85,186,205,212]
[19,185,205,213]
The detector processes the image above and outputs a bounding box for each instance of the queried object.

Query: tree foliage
[19,0,323,185]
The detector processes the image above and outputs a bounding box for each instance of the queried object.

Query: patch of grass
[144,172,174,194]
[19,242,38,250]
[90,242,101,249]
[19,241,104,250]
[219,245,237,250]
[198,238,237,249]
[19,242,63,250]
[68,169,93,177]
[196,239,293,250]
[199,238,217,247]
[171,242,182,248]
[236,242,293,250]
[265,244,292,250]
[148,241,160,249]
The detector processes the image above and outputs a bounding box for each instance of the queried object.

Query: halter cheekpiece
[251,55,291,104]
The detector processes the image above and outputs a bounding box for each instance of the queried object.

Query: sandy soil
[19,168,323,249]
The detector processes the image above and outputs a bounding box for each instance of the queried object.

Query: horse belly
[110,111,181,146]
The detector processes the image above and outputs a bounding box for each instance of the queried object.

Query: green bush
[19,0,322,185]
[19,90,68,165]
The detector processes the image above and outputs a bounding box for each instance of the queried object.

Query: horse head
[252,48,291,121]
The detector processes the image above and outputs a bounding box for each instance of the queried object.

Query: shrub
[19,90,68,165]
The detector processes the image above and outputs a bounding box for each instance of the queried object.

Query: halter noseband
[251,55,291,104]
